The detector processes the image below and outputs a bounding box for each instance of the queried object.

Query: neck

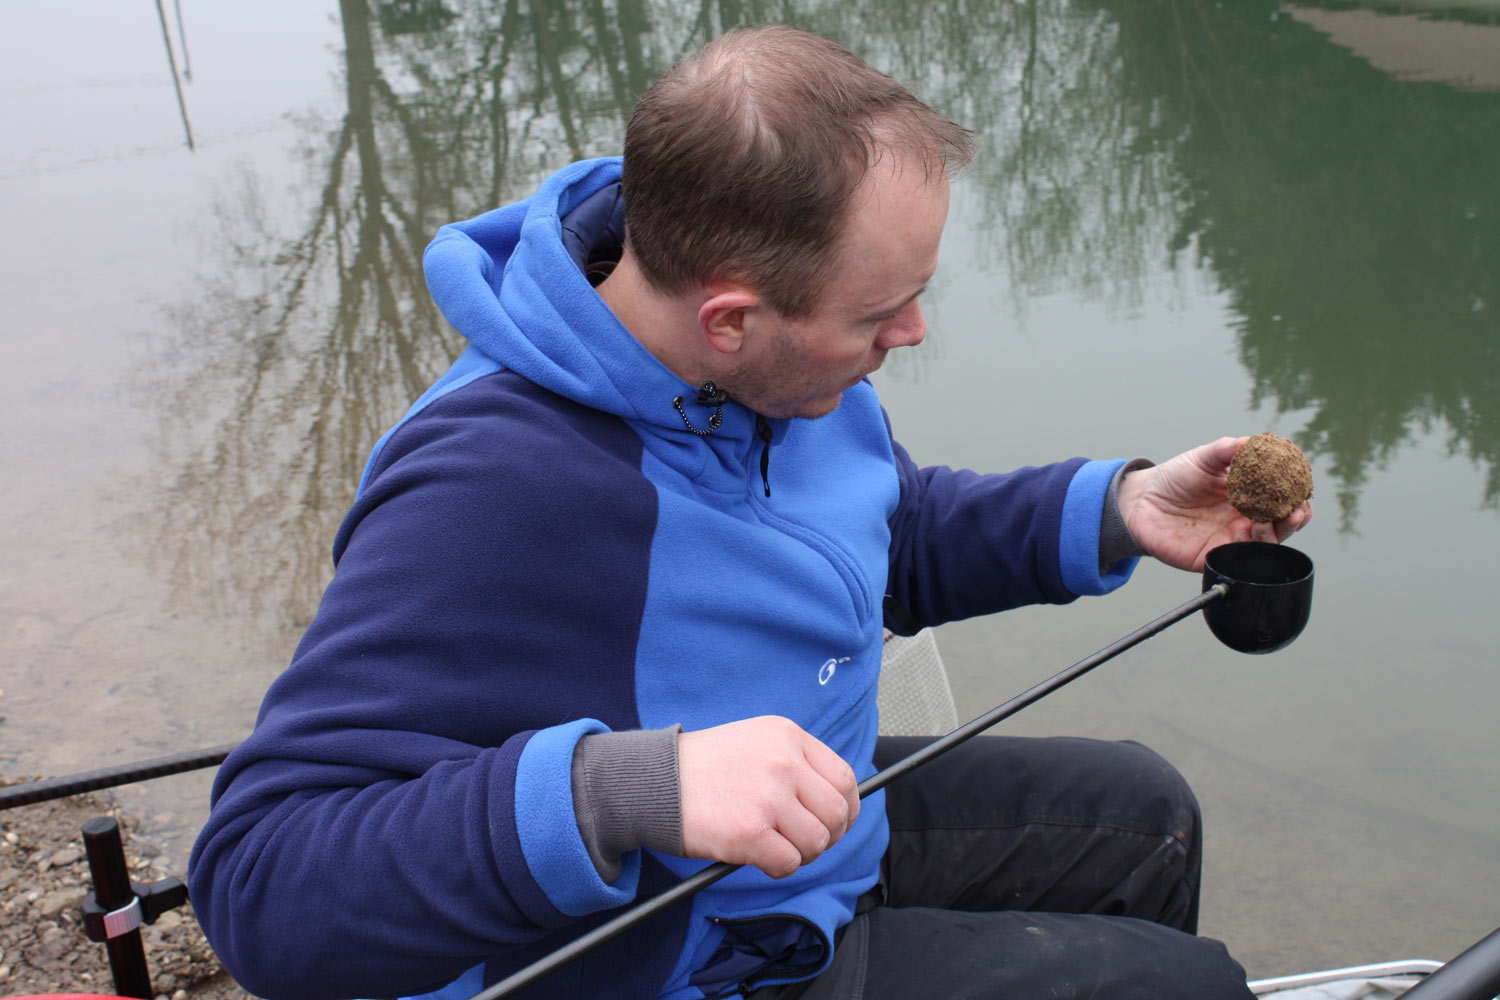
[596,251,712,386]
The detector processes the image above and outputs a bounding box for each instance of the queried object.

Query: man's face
[727,156,950,420]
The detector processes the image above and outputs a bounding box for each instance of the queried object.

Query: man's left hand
[1117,436,1312,572]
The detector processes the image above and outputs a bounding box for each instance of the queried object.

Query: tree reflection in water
[145,0,1498,645]
[1098,0,1500,529]
[144,0,675,642]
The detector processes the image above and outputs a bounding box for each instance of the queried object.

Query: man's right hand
[678,716,861,879]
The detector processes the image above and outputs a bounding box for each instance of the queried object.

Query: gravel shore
[0,783,254,999]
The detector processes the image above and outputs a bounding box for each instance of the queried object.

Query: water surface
[3,0,1497,981]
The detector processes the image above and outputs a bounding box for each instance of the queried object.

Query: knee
[1143,926,1253,1000]
[1054,737,1202,838]
[1000,915,1252,1000]
[1091,919,1252,1000]
[1132,743,1201,822]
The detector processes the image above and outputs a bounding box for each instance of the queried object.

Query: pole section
[473,586,1228,1000]
[82,816,154,998]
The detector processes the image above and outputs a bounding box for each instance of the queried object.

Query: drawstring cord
[672,381,727,435]
[670,382,773,498]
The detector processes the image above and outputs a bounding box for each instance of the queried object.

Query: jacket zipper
[755,414,773,498]
[702,913,830,998]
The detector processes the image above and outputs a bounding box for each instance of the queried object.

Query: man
[190,25,1309,1000]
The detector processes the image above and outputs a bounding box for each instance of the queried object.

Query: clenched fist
[678,716,861,879]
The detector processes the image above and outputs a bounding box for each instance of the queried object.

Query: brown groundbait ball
[1226,432,1313,523]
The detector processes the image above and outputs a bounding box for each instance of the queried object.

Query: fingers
[1183,436,1244,477]
[785,779,852,869]
[756,728,858,876]
[798,732,861,834]
[746,828,807,881]
[1248,519,1279,544]
[678,716,861,880]
[1209,435,1246,470]
[771,795,839,874]
[1234,496,1311,547]
[1273,499,1313,542]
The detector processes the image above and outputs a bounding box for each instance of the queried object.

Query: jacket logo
[818,656,850,686]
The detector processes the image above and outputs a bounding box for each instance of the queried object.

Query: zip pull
[673,381,726,436]
[755,415,773,498]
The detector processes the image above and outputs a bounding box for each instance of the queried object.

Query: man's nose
[876,301,926,350]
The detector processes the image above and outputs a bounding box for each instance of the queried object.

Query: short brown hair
[622,25,974,317]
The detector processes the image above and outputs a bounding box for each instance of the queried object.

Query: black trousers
[755,735,1254,1000]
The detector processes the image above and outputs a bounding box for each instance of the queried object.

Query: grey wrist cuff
[570,725,684,883]
[1100,458,1153,571]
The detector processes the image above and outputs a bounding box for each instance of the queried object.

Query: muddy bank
[0,783,254,999]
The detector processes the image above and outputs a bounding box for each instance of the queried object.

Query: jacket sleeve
[188,376,659,999]
[884,431,1136,633]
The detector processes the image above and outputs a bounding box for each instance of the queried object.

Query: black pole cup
[1202,542,1314,654]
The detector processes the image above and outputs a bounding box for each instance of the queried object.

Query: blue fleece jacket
[188,157,1137,1000]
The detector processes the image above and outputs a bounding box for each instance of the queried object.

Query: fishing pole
[471,583,1237,1000]
[0,743,240,811]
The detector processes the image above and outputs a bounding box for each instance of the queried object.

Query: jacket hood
[423,157,787,488]
[424,158,689,427]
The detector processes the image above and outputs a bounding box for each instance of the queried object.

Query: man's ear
[698,286,760,355]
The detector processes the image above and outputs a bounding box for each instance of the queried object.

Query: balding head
[622,25,973,317]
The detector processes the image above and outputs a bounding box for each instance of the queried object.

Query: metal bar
[172,0,192,80]
[1248,960,1442,994]
[472,585,1228,1000]
[154,0,195,150]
